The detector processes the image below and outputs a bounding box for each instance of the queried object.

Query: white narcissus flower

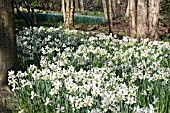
[45,97,51,106]
[83,96,93,107]
[56,104,65,113]
[88,108,102,113]
[117,88,128,100]
[125,96,136,105]
[28,64,37,72]
[148,104,155,113]
[8,70,15,77]
[30,91,36,99]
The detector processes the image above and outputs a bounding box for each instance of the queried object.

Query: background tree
[62,0,75,28]
[74,0,79,9]
[80,0,84,12]
[107,0,114,34]
[129,0,136,38]
[101,0,114,34]
[112,0,117,18]
[128,0,161,40]
[73,0,84,12]
[125,0,129,19]
[14,0,44,26]
[102,0,108,21]
[148,0,161,39]
[0,0,18,88]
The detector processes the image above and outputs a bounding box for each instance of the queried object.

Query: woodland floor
[75,17,170,39]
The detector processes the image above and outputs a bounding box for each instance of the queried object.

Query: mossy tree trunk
[0,0,18,88]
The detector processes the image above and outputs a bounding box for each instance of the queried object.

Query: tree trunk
[62,0,75,28]
[69,0,74,27]
[148,0,160,40]
[65,0,70,26]
[137,0,160,40]
[117,0,120,4]
[112,0,117,18]
[80,0,84,12]
[74,0,79,9]
[125,0,129,19]
[129,0,160,40]
[137,0,148,39]
[0,0,18,88]
[129,0,137,38]
[102,0,108,21]
[62,0,66,22]
[108,0,114,34]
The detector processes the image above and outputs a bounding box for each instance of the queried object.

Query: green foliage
[15,0,44,8]
[160,0,170,26]
[160,34,170,43]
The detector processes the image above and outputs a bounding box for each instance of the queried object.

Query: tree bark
[137,0,148,39]
[117,0,120,4]
[62,0,75,28]
[0,0,18,88]
[112,0,117,18]
[102,0,108,22]
[125,0,129,19]
[65,0,70,26]
[129,0,137,38]
[62,0,66,22]
[80,0,84,12]
[74,0,79,9]
[69,0,74,27]
[148,0,160,40]
[129,0,160,40]
[108,0,114,34]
